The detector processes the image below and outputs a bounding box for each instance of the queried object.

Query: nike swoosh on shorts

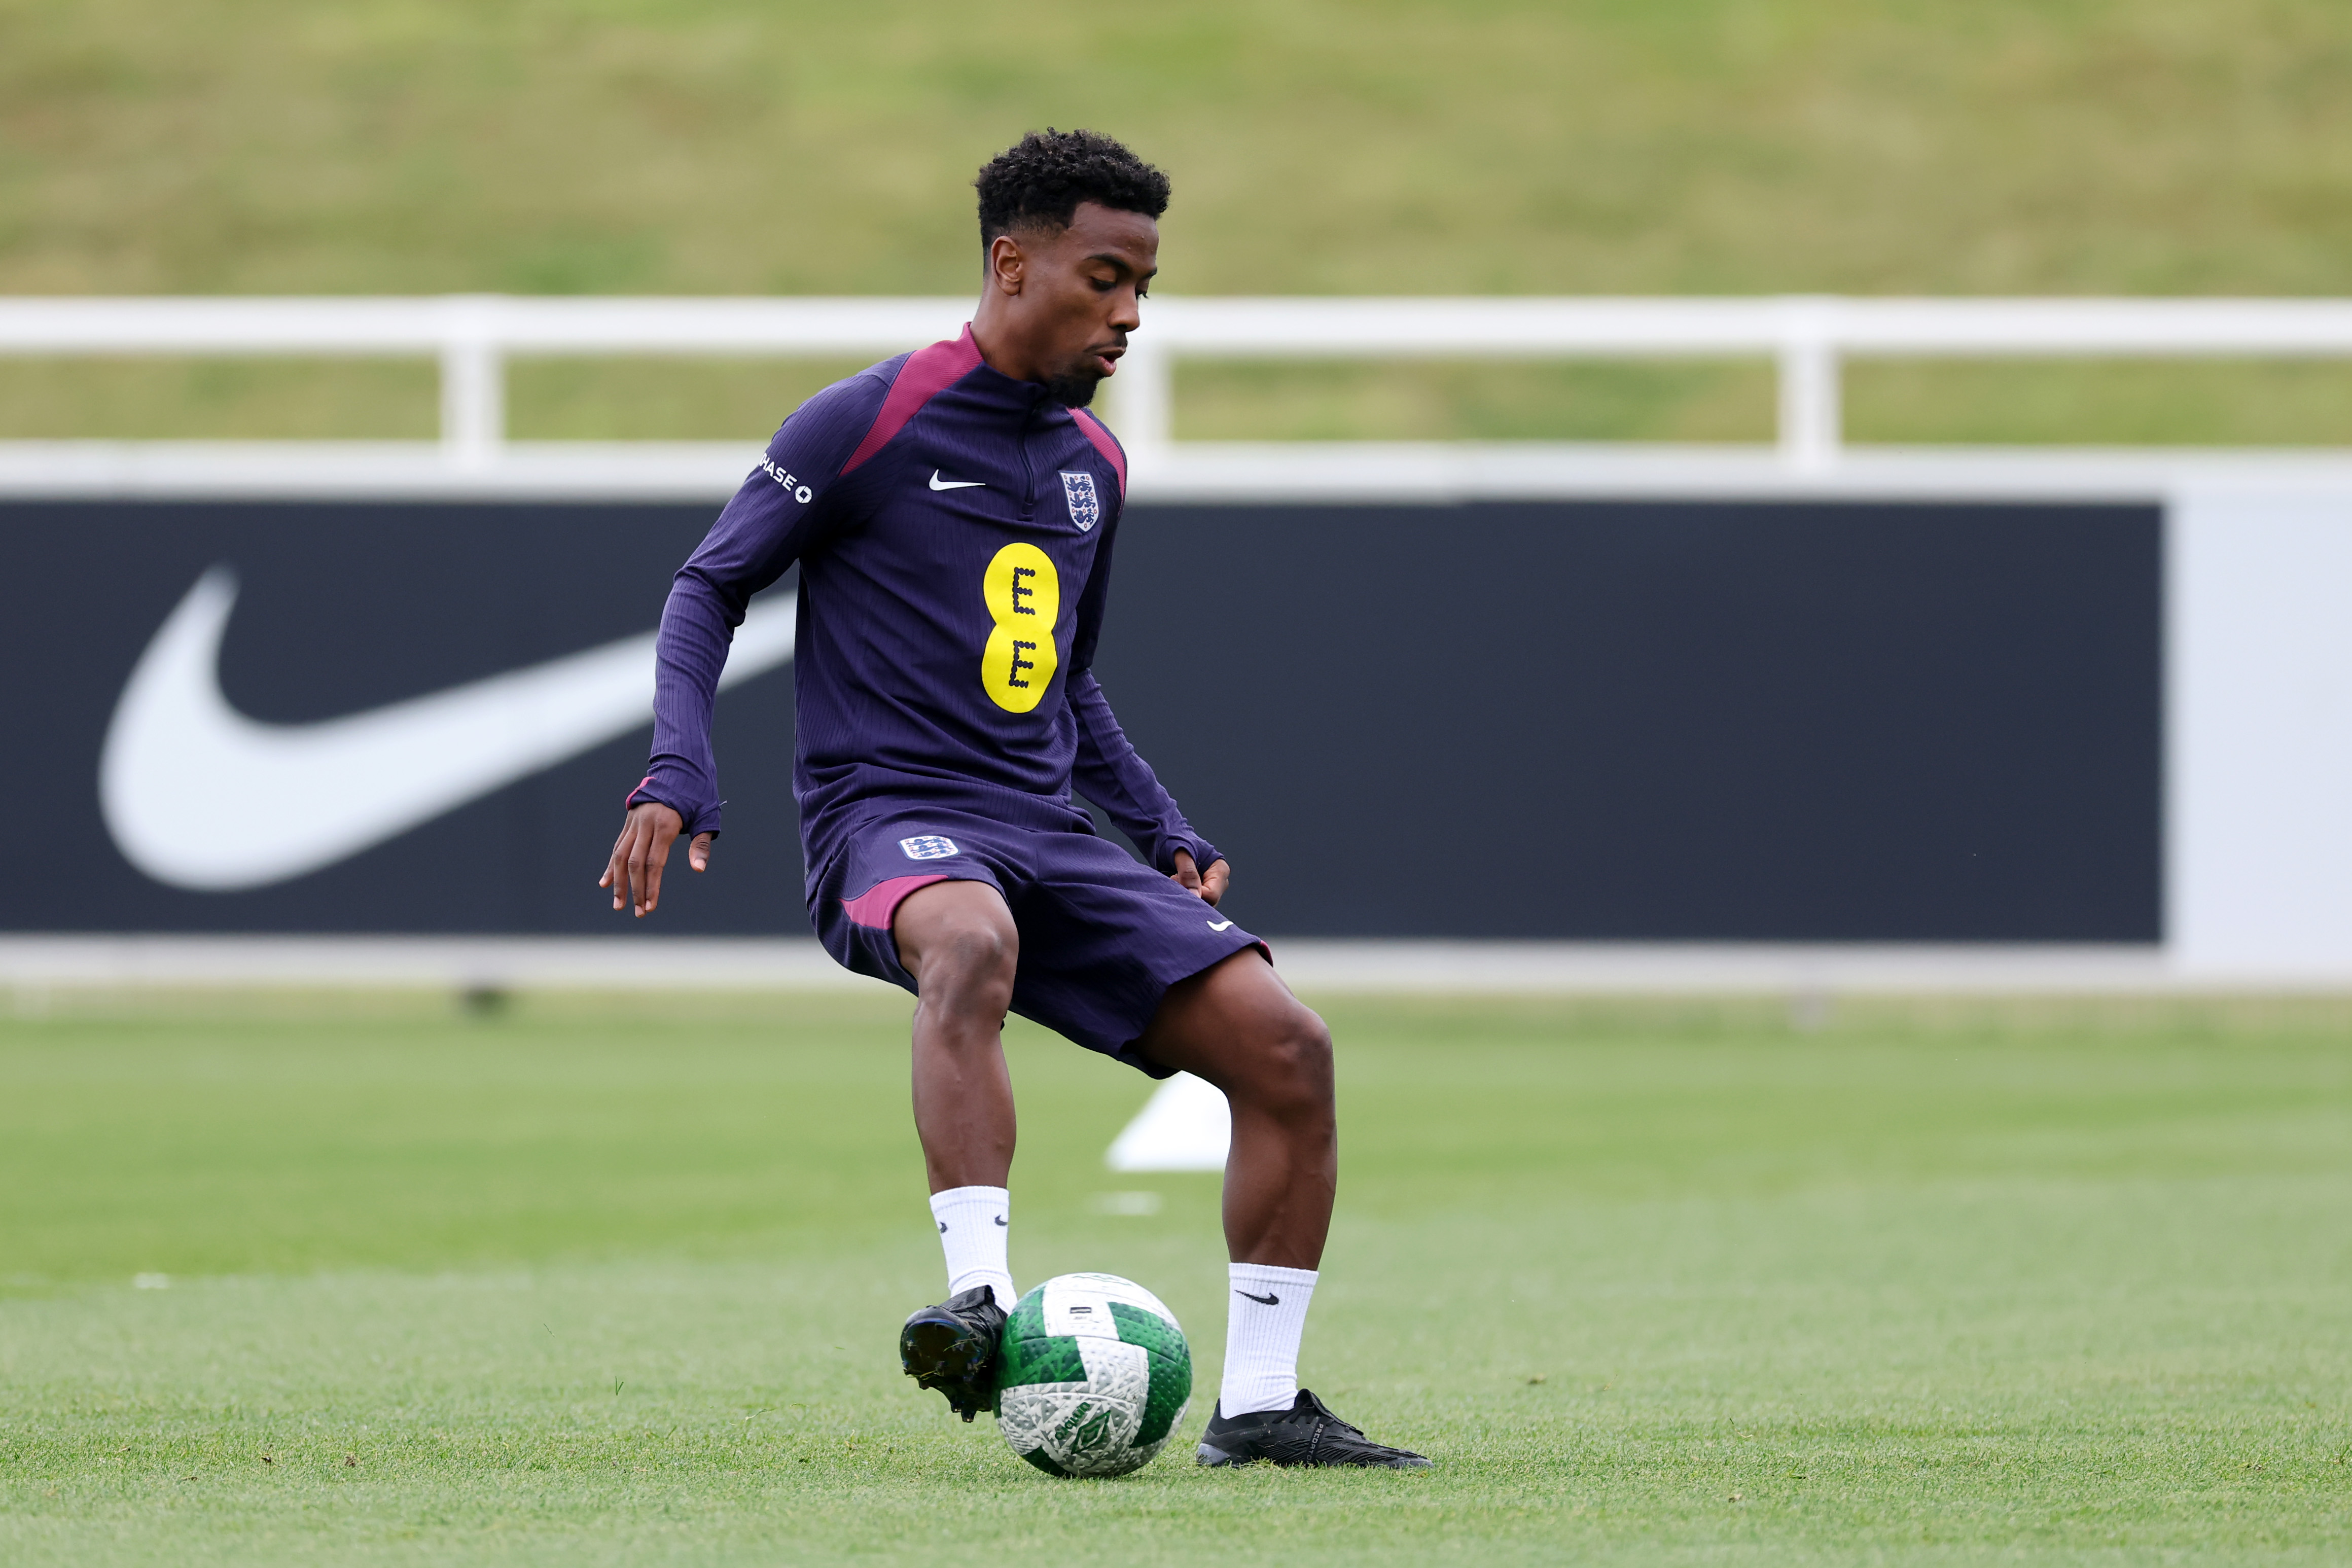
[99,565,796,892]
[928,471,985,490]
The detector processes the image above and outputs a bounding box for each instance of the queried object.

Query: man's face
[1003,201,1158,406]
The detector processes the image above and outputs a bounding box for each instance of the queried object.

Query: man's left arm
[1068,671,1229,904]
[1065,509,1230,904]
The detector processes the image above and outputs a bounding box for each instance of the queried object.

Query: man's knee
[897,883,1018,1001]
[1239,1003,1334,1121]
[920,917,1016,993]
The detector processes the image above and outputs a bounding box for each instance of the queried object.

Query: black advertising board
[1,497,2160,940]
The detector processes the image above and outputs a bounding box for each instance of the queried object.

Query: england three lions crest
[1059,471,1101,532]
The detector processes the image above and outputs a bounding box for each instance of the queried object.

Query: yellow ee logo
[980,543,1061,712]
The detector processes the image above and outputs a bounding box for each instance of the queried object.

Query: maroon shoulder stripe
[1070,408,1127,498]
[841,325,984,475]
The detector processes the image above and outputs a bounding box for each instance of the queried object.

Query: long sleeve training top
[630,326,1221,889]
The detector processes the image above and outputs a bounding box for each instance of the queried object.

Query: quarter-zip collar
[957,330,1061,521]
[958,330,1059,411]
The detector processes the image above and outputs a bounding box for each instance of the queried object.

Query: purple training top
[630,325,1221,895]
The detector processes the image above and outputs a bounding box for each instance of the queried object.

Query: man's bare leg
[894,879,1021,1194]
[1139,955,1337,1421]
[1141,951,1426,1464]
[1134,949,1336,1268]
[890,878,1024,1417]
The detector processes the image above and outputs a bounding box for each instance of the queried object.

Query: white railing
[8,295,2352,472]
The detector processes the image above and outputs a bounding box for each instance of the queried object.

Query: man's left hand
[1170,849,1230,907]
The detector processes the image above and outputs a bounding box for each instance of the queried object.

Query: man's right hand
[601,801,714,917]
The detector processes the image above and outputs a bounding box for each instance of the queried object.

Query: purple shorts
[809,802,1265,1078]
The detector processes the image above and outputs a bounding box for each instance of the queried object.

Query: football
[994,1272,1193,1477]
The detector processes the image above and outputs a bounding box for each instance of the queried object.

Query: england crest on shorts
[899,835,960,861]
[1059,471,1101,532]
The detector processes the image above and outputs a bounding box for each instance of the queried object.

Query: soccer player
[602,129,1428,1470]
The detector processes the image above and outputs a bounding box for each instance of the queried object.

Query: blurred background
[14,0,2352,955]
[9,0,2352,446]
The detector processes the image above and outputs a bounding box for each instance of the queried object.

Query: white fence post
[1776,298,1841,473]
[438,297,505,467]
[1108,338,1174,460]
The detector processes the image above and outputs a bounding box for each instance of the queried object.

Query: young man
[602,129,1427,1470]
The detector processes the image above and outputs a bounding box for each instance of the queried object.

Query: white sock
[1220,1263,1317,1416]
[929,1186,1015,1311]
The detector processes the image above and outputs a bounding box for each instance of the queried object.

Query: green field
[9,1,2352,444]
[4,988,2349,1565]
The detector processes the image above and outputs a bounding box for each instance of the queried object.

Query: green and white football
[993,1272,1192,1477]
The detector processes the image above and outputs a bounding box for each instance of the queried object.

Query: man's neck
[969,308,1046,386]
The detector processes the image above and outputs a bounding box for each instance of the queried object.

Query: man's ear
[986,233,1026,296]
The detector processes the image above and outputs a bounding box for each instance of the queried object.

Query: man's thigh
[994,831,1266,1077]
[808,808,1020,989]
[1133,948,1326,1097]
[892,877,1018,980]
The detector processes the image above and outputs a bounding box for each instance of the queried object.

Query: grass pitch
[3,989,2349,1565]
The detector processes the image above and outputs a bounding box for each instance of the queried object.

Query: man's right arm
[625,475,819,840]
[607,375,882,915]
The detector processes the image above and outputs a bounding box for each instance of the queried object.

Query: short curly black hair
[974,129,1170,248]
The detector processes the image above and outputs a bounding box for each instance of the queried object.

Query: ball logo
[1051,1399,1122,1463]
[899,835,959,861]
[1059,471,1100,532]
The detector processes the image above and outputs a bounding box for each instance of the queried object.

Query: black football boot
[1196,1388,1434,1468]
[898,1286,1007,1422]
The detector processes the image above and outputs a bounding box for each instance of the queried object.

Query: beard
[1043,362,1106,408]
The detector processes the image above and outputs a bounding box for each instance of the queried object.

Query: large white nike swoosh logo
[99,566,795,892]
[928,471,985,490]
[1207,919,1234,932]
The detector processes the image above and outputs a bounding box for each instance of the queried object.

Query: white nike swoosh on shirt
[99,565,796,892]
[928,471,985,490]
[1207,919,1234,932]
